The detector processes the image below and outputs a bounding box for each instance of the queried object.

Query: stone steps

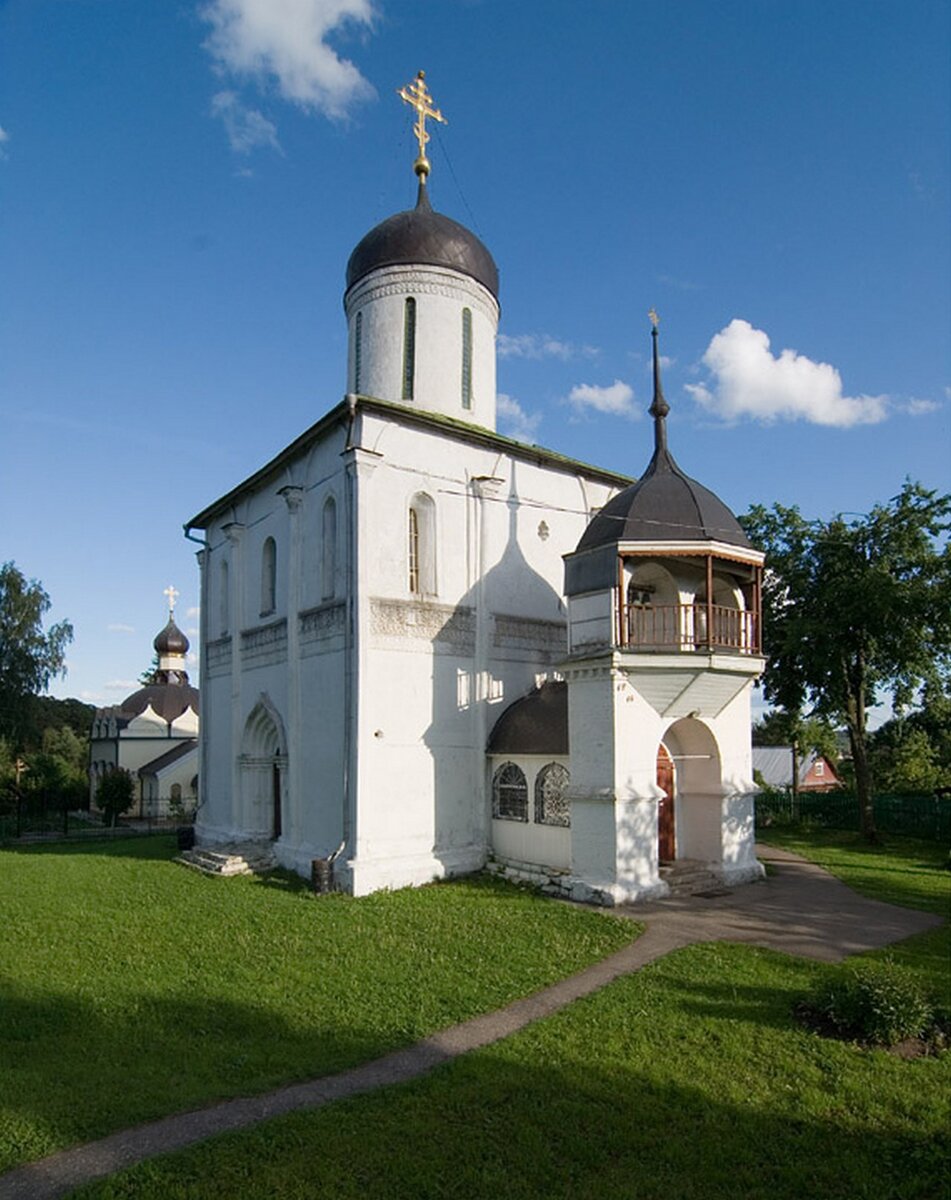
[175,843,277,877]
[659,858,727,896]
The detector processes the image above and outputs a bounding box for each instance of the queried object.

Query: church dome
[154,617,189,657]
[487,681,568,755]
[346,182,499,300]
[577,323,752,553]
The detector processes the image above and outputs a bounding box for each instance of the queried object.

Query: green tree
[868,683,951,793]
[97,768,134,827]
[741,482,951,841]
[752,708,839,807]
[0,563,73,748]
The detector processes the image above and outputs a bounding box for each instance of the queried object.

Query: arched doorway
[240,697,288,841]
[656,743,675,862]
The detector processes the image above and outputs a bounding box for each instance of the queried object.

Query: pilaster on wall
[341,446,383,872]
[279,486,304,845]
[223,522,245,827]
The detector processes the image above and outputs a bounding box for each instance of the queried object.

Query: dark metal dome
[487,681,568,755]
[154,617,189,656]
[346,181,498,299]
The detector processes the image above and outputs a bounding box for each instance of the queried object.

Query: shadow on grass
[0,976,398,1175]
[69,1044,950,1200]
[2,835,178,863]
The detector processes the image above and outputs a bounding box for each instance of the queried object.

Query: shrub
[97,768,135,826]
[798,960,934,1046]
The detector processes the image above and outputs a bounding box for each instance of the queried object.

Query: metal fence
[0,790,186,844]
[755,788,951,842]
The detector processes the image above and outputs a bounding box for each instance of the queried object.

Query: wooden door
[656,745,675,862]
[272,761,282,840]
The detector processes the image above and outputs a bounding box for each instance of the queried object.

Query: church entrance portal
[657,744,675,862]
[240,697,288,843]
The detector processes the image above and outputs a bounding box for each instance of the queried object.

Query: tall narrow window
[353,311,363,393]
[402,297,416,400]
[261,537,276,615]
[492,763,528,822]
[219,559,229,635]
[461,307,472,409]
[408,508,420,594]
[408,493,436,595]
[321,496,337,601]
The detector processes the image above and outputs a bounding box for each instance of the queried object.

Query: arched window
[219,559,229,635]
[534,763,571,827]
[408,493,435,595]
[321,496,337,601]
[402,297,416,400]
[492,763,528,822]
[353,311,363,393]
[261,537,276,615]
[461,307,472,409]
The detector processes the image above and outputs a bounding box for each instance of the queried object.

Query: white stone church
[186,77,766,903]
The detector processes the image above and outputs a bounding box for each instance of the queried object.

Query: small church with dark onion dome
[89,587,200,818]
[184,73,765,903]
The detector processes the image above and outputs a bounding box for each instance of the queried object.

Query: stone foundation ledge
[486,857,669,907]
[717,860,767,887]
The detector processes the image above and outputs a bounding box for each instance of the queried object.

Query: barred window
[461,307,472,409]
[402,297,416,400]
[534,763,570,827]
[492,763,528,822]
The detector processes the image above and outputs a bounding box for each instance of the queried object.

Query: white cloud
[497,393,541,443]
[186,606,201,620]
[566,379,636,418]
[104,679,137,692]
[903,397,940,416]
[685,319,888,428]
[201,0,376,121]
[80,689,106,703]
[107,623,136,634]
[0,125,8,160]
[497,333,598,361]
[211,90,281,154]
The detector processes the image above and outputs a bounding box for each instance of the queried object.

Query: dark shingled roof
[577,324,752,553]
[119,682,200,724]
[576,459,752,550]
[346,181,499,300]
[487,681,568,756]
[138,739,198,777]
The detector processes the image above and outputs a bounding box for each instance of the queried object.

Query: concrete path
[1,846,942,1200]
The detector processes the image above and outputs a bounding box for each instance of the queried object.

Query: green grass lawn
[71,832,951,1200]
[0,836,636,1173]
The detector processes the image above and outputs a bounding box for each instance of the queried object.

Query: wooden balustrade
[620,602,760,654]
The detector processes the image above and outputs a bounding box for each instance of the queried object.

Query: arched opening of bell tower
[660,718,723,865]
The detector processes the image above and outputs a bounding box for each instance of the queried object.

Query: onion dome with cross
[343,71,500,429]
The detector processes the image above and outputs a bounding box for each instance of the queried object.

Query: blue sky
[1,0,949,710]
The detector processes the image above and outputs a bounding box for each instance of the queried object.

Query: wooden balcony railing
[621,603,760,655]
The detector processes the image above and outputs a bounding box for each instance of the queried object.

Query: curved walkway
[0,846,941,1200]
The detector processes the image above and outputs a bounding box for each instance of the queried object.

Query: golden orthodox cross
[648,307,660,330]
[163,584,179,614]
[397,70,446,177]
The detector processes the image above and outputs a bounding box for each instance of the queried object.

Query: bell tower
[562,315,766,904]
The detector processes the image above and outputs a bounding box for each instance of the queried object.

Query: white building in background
[185,76,765,903]
[89,595,199,816]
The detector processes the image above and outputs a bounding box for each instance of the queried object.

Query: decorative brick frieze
[370,597,476,652]
[492,614,567,653]
[299,602,346,644]
[240,618,288,664]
